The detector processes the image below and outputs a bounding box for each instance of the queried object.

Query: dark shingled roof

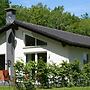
[0,23,13,33]
[14,20,90,49]
[0,19,90,49]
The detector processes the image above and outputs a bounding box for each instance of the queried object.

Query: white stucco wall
[0,32,6,55]
[68,46,90,64]
[14,27,90,64]
[0,27,89,70]
[15,30,25,63]
[15,27,69,64]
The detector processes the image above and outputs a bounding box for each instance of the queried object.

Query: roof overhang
[14,20,90,49]
[0,19,90,49]
[0,23,13,33]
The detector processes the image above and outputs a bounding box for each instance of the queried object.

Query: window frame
[24,34,47,47]
[25,35,35,46]
[83,53,90,64]
[26,52,47,63]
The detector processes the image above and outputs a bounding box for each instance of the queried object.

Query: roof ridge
[15,19,90,39]
[0,19,89,48]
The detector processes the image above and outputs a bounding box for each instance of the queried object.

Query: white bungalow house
[0,8,90,78]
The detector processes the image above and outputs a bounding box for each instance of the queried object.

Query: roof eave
[14,20,90,49]
[0,23,13,33]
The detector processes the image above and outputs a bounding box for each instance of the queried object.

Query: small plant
[24,61,36,90]
[36,60,49,88]
[14,60,25,90]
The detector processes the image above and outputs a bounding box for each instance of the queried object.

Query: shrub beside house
[14,59,90,89]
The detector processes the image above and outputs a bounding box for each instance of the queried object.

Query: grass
[0,86,90,90]
[37,87,90,90]
[0,86,16,90]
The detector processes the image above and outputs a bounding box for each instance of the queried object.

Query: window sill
[23,45,47,49]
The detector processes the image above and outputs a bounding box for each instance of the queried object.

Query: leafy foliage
[0,0,9,27]
[13,4,87,33]
[0,2,90,36]
[12,3,90,36]
[14,60,24,90]
[36,60,49,88]
[81,13,89,19]
[14,59,90,89]
[0,2,89,36]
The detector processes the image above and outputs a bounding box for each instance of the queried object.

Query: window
[37,53,47,63]
[26,52,47,79]
[37,39,47,46]
[26,53,35,63]
[83,53,90,64]
[25,35,47,46]
[26,52,47,63]
[25,35,35,46]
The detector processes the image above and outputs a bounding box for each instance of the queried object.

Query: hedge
[14,59,90,90]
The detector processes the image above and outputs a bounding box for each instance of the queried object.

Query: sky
[10,0,90,17]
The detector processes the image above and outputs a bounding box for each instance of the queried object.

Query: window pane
[26,53,35,79]
[87,54,90,63]
[26,53,35,63]
[83,53,90,64]
[25,35,35,46]
[37,39,47,46]
[37,53,47,63]
[83,53,88,64]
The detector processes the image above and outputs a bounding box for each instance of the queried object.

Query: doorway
[0,54,5,70]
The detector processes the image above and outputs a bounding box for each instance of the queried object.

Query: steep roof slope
[14,20,90,49]
[0,19,90,48]
[0,23,13,33]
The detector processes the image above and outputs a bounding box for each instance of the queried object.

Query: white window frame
[24,33,47,47]
[25,52,47,63]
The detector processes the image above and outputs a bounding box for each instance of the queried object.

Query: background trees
[0,1,90,36]
[12,4,80,30]
[0,0,9,27]
[12,3,90,36]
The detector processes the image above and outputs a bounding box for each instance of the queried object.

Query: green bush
[36,60,49,88]
[14,59,90,89]
[83,63,90,86]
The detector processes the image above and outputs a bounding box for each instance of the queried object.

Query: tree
[12,3,50,27]
[12,4,80,30]
[81,13,89,19]
[48,6,79,30]
[67,18,90,36]
[12,3,90,36]
[0,0,9,27]
[0,2,89,36]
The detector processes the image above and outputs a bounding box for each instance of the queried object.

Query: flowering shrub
[14,59,90,89]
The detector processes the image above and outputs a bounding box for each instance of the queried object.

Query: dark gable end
[14,20,90,49]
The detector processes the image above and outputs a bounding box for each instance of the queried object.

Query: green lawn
[0,86,90,90]
[37,87,90,90]
[0,86,16,90]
